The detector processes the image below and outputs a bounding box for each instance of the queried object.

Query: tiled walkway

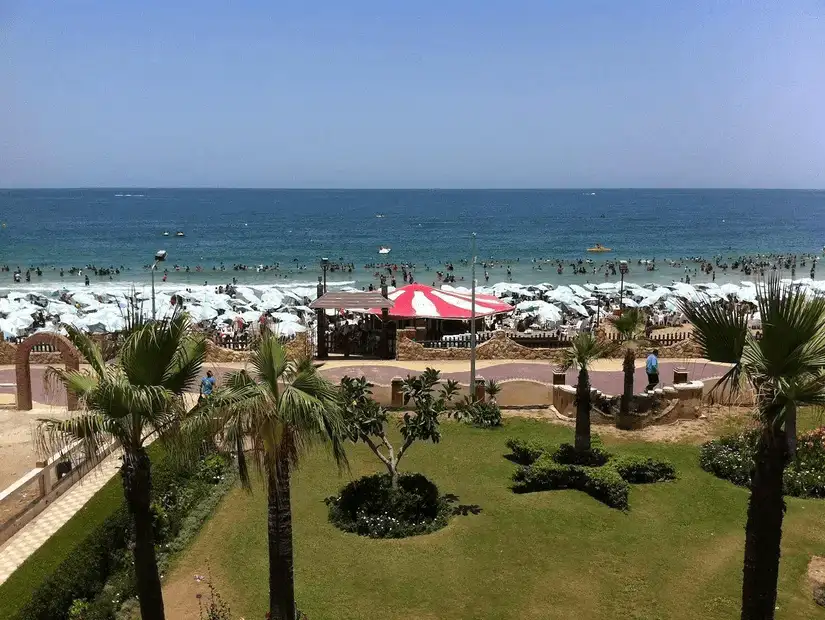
[0,449,122,585]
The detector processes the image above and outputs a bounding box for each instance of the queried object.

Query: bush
[10,448,230,620]
[455,398,503,428]
[581,466,629,510]
[505,438,550,465]
[552,443,611,467]
[699,432,755,487]
[701,427,825,498]
[512,455,629,510]
[610,455,677,483]
[326,473,452,538]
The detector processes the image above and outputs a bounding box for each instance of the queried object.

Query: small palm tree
[484,379,502,403]
[208,334,347,620]
[611,308,646,416]
[559,332,607,451]
[679,277,825,620]
[37,313,205,620]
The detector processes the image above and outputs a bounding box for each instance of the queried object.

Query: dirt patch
[503,404,754,444]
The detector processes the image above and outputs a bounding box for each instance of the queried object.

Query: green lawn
[165,419,825,620]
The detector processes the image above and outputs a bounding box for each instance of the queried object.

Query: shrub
[610,455,677,483]
[326,473,452,538]
[581,466,630,510]
[700,427,825,498]
[699,431,756,487]
[454,397,503,428]
[552,443,611,467]
[512,455,629,509]
[505,437,550,465]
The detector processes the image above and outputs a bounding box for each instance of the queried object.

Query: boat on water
[375,214,385,218]
[175,231,185,237]
[378,246,391,254]
[587,244,612,253]
[162,231,170,236]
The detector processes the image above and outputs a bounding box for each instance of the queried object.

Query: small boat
[375,214,385,218]
[587,244,612,253]
[378,246,391,255]
[162,231,170,236]
[175,231,185,237]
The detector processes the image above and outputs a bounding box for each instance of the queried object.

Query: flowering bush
[326,473,453,538]
[700,427,825,498]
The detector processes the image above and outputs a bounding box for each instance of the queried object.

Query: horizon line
[2,186,824,192]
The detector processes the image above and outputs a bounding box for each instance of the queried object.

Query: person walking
[646,349,659,391]
[199,370,216,403]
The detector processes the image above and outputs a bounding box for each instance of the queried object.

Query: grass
[163,419,825,620]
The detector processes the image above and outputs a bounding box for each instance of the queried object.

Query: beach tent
[369,283,513,319]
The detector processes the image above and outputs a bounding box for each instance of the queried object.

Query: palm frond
[251,334,288,396]
[559,332,606,371]
[610,308,645,340]
[161,332,207,394]
[62,325,107,377]
[35,413,123,465]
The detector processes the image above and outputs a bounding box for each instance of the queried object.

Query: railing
[210,332,298,351]
[420,329,701,350]
[0,439,120,545]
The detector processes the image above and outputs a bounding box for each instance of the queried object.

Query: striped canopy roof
[368,283,513,319]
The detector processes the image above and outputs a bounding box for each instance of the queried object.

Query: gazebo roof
[309,291,394,310]
[368,283,513,319]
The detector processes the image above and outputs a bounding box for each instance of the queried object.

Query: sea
[0,188,823,292]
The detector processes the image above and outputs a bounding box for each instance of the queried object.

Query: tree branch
[395,436,415,467]
[362,435,391,468]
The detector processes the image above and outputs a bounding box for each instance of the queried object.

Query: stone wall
[396,329,566,362]
[203,332,311,363]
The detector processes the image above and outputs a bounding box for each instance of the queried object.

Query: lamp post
[321,257,329,293]
[151,250,167,320]
[619,260,628,311]
[470,233,477,398]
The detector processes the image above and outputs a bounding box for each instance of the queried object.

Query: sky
[1,1,824,188]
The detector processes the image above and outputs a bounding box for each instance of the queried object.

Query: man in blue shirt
[199,370,216,402]
[646,349,659,391]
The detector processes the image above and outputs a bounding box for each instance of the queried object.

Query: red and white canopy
[369,283,513,319]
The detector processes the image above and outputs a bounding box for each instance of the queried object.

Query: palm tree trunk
[620,348,635,416]
[268,455,296,620]
[121,449,165,620]
[741,427,788,620]
[574,368,591,452]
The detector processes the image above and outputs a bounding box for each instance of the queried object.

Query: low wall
[551,380,705,428]
[396,329,566,362]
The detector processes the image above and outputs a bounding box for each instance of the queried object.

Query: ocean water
[0,188,823,291]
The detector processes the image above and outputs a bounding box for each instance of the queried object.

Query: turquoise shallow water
[0,188,823,290]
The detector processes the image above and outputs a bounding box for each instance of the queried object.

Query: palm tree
[610,308,646,417]
[209,334,347,620]
[37,314,206,620]
[679,277,825,620]
[559,332,607,451]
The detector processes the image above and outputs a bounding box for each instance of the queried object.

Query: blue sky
[1,1,823,188]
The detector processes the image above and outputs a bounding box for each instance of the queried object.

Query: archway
[15,333,82,411]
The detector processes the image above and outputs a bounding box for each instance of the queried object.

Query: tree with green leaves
[559,332,607,452]
[37,314,206,620]
[206,335,347,620]
[610,308,646,417]
[678,277,825,620]
[339,368,460,489]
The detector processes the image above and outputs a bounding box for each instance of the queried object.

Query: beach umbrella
[273,322,307,338]
[368,283,513,319]
[516,300,562,323]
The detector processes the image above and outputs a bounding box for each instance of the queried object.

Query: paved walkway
[0,448,122,585]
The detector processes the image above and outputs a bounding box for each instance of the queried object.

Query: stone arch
[16,333,82,411]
